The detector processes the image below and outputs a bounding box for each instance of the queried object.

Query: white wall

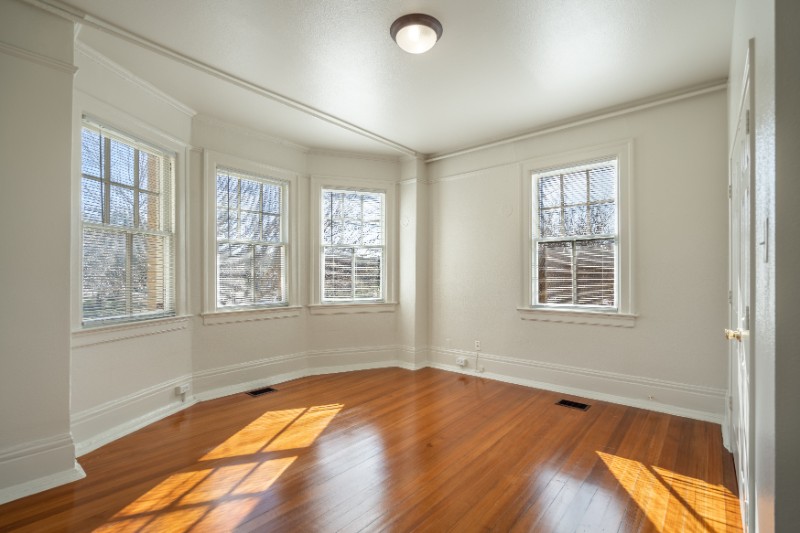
[729,0,800,530]
[426,90,730,422]
[0,1,82,503]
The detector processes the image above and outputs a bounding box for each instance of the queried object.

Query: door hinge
[728,184,732,199]
[746,110,751,135]
[728,290,733,304]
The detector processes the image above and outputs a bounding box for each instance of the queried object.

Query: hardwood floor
[0,368,742,532]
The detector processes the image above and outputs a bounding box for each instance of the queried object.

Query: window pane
[563,170,587,205]
[132,234,166,314]
[563,205,588,236]
[354,248,382,299]
[239,211,260,240]
[82,178,103,223]
[538,241,573,304]
[110,184,134,227]
[539,176,560,208]
[362,221,382,245]
[216,174,230,206]
[263,183,281,214]
[590,203,616,235]
[217,242,253,307]
[575,239,616,306]
[539,208,562,238]
[240,179,260,211]
[362,194,382,221]
[323,246,353,299]
[81,128,102,177]
[138,151,161,193]
[589,165,616,202]
[82,229,127,320]
[139,192,160,230]
[109,139,135,186]
[254,245,285,304]
[262,214,280,243]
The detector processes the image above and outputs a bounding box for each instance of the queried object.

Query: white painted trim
[517,308,637,328]
[0,433,84,505]
[76,42,196,117]
[0,461,85,505]
[71,375,195,456]
[0,39,77,74]
[71,315,192,348]
[428,346,726,423]
[426,80,727,163]
[202,306,303,325]
[307,303,397,315]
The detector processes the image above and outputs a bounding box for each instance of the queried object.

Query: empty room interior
[1,0,798,531]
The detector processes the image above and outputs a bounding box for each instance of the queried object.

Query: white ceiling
[64,0,734,157]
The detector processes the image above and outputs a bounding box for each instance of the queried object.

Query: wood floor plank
[0,368,742,533]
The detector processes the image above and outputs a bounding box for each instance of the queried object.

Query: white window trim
[519,140,636,326]
[309,175,397,311]
[203,150,299,319]
[71,98,190,339]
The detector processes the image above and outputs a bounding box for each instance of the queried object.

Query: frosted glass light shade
[390,14,443,54]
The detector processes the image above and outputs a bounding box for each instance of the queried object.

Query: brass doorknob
[724,329,743,342]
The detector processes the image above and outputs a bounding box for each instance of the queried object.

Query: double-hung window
[80,121,175,325]
[215,168,288,308]
[321,189,385,302]
[533,159,618,309]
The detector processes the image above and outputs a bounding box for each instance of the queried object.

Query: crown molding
[193,114,311,154]
[0,39,77,74]
[76,41,197,117]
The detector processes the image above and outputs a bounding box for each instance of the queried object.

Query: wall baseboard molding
[0,433,84,505]
[68,343,725,480]
[193,345,426,403]
[72,375,194,456]
[428,346,726,424]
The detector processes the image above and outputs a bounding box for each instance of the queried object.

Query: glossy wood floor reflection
[0,368,742,532]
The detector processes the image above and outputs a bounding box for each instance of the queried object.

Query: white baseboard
[0,433,85,505]
[428,346,726,424]
[193,345,427,402]
[72,375,194,456]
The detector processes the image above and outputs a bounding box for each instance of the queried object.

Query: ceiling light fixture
[390,14,443,54]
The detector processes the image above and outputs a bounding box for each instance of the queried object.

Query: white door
[728,44,755,533]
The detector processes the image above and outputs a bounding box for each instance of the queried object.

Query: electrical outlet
[456,356,467,367]
[474,340,481,351]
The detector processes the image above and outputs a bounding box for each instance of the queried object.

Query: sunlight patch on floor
[597,451,742,532]
[95,404,343,532]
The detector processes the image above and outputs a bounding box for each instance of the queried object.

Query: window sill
[72,315,192,348]
[308,302,397,315]
[517,307,637,328]
[202,306,302,326]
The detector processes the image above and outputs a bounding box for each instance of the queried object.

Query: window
[215,168,288,309]
[520,141,633,326]
[533,159,618,308]
[80,121,175,325]
[321,189,385,302]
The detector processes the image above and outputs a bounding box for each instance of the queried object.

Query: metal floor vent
[556,399,590,411]
[246,386,277,397]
